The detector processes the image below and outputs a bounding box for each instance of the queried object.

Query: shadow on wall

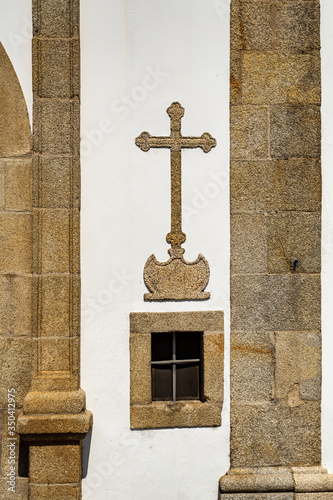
[82,427,93,478]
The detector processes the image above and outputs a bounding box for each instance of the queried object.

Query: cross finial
[136,102,216,251]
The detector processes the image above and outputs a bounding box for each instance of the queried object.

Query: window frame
[130,311,224,429]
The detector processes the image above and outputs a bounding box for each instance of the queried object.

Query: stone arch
[0,42,32,497]
[0,42,31,156]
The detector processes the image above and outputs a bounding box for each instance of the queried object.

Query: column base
[220,467,333,499]
[17,398,92,500]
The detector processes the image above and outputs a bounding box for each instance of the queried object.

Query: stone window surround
[130,310,224,429]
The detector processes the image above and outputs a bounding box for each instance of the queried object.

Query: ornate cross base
[136,102,216,301]
[220,467,333,499]
[143,247,210,301]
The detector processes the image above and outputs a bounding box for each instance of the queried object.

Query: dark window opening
[151,332,202,402]
[18,440,29,477]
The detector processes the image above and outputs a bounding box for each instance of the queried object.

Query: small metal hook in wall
[290,258,301,272]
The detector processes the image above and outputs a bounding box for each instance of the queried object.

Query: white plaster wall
[4,0,333,498]
[0,1,32,122]
[81,1,230,499]
[321,0,333,474]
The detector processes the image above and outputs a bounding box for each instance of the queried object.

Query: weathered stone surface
[275,0,320,52]
[275,332,321,404]
[231,107,269,159]
[29,484,81,500]
[0,478,28,499]
[33,0,79,38]
[242,52,320,105]
[0,43,31,157]
[0,213,32,273]
[2,159,32,210]
[231,159,321,214]
[36,156,71,208]
[39,276,70,336]
[220,467,294,492]
[0,338,31,408]
[220,467,333,496]
[10,276,32,336]
[0,276,8,334]
[130,310,224,334]
[130,333,151,405]
[227,0,323,492]
[295,495,333,499]
[230,0,273,51]
[230,49,241,105]
[29,373,80,393]
[231,275,320,332]
[221,494,293,500]
[17,410,92,435]
[42,337,78,379]
[72,210,80,274]
[231,331,274,403]
[230,402,321,467]
[230,160,274,213]
[40,209,70,273]
[231,214,266,274]
[293,466,333,492]
[272,159,321,212]
[40,337,70,372]
[270,106,320,159]
[131,401,222,429]
[30,444,81,483]
[33,39,74,98]
[24,389,86,414]
[267,213,321,274]
[143,249,210,301]
[203,333,224,402]
[34,99,77,155]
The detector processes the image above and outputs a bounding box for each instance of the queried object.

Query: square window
[130,311,224,429]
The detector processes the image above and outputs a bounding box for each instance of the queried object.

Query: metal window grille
[151,331,202,402]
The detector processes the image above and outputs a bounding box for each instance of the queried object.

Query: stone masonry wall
[0,43,32,498]
[230,0,322,468]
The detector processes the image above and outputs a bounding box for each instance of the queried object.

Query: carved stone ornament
[135,102,216,301]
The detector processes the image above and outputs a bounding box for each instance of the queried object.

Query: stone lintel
[17,409,93,436]
[220,467,333,495]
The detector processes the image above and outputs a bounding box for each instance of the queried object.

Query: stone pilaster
[221,0,331,497]
[17,1,92,498]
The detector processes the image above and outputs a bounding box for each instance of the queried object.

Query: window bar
[172,331,176,402]
[151,359,200,365]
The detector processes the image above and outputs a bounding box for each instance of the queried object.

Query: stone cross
[135,101,216,250]
[135,102,217,301]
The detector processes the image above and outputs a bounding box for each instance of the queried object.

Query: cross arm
[180,133,216,152]
[135,131,173,151]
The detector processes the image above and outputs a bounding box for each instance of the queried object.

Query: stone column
[17,1,92,499]
[220,0,333,497]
